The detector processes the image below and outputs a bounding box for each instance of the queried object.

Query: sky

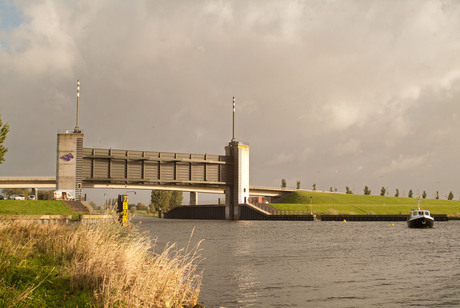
[1,0,460,204]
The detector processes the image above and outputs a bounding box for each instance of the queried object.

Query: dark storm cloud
[1,0,460,201]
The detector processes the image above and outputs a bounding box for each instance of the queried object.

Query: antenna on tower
[74,80,81,133]
[232,97,236,142]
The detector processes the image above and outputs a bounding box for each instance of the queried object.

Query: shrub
[136,202,147,211]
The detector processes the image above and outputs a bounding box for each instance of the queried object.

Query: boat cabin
[410,210,431,217]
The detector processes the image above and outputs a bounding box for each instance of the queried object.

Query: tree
[169,191,183,208]
[296,181,301,190]
[345,186,353,194]
[380,186,386,197]
[281,179,287,188]
[448,191,454,200]
[2,188,31,197]
[422,191,427,199]
[0,115,9,164]
[435,191,439,200]
[312,183,317,191]
[408,189,413,198]
[136,202,147,211]
[38,190,54,200]
[363,186,371,195]
[128,204,137,211]
[395,189,399,197]
[329,187,333,192]
[150,190,173,211]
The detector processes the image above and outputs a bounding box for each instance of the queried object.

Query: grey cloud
[1,0,460,203]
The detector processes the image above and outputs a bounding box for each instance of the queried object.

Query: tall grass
[0,219,203,307]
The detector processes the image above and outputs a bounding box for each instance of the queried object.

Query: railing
[249,203,312,216]
[272,211,312,215]
[57,129,84,134]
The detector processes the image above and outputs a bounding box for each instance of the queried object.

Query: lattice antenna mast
[74,80,81,133]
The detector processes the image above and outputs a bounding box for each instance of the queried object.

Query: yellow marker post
[117,194,129,225]
[122,195,129,225]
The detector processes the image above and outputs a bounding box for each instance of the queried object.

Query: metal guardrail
[57,129,84,134]
[248,202,312,216]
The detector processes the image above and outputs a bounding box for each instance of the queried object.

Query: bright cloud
[379,154,430,174]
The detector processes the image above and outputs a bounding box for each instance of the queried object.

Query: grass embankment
[0,200,77,218]
[271,190,460,216]
[0,220,203,307]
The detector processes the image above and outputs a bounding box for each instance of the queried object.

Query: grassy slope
[0,200,76,215]
[271,190,460,215]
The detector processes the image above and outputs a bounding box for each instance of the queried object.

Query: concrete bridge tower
[56,131,84,200]
[225,140,249,220]
[56,80,84,199]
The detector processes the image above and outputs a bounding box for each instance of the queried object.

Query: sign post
[77,183,82,201]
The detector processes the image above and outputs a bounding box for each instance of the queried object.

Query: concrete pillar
[56,132,84,199]
[32,188,37,200]
[190,191,198,205]
[225,140,249,220]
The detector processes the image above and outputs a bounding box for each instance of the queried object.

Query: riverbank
[0,219,203,307]
[0,200,78,217]
[271,190,460,217]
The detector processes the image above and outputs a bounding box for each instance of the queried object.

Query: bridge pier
[31,188,38,200]
[190,191,198,205]
[225,140,249,221]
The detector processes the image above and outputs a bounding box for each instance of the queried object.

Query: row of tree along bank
[280,179,457,200]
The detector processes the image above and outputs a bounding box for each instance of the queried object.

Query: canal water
[133,217,460,307]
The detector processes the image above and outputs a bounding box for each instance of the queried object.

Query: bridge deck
[0,177,293,197]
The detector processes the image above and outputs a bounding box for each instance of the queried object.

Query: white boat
[407,209,434,228]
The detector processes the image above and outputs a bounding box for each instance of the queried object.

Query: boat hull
[407,217,434,228]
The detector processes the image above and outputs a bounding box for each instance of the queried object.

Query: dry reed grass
[0,219,203,307]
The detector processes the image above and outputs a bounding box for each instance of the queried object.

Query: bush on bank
[0,219,203,307]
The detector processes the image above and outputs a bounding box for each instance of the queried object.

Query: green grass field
[271,190,460,216]
[0,200,77,216]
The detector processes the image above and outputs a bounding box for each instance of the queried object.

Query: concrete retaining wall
[164,205,315,220]
[80,215,113,224]
[0,215,72,224]
[164,206,449,221]
[0,214,114,224]
[165,205,225,220]
[321,214,448,221]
